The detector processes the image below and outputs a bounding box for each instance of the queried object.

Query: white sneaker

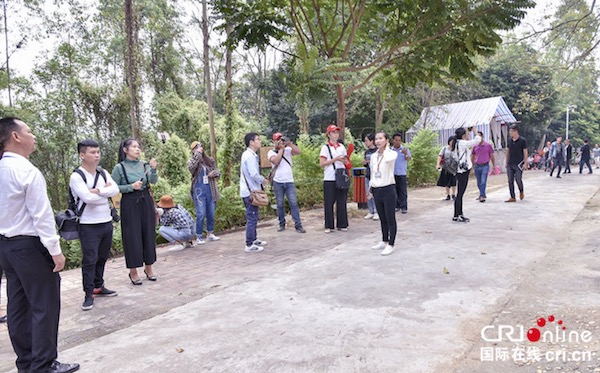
[244,244,264,253]
[371,241,386,250]
[207,233,220,241]
[364,213,374,219]
[184,241,193,248]
[324,228,332,233]
[338,228,348,232]
[372,213,379,220]
[196,238,206,245]
[253,239,267,246]
[169,243,186,252]
[381,244,395,256]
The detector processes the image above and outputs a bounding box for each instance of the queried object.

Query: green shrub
[407,129,439,187]
[157,134,191,188]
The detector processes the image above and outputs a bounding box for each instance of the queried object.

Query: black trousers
[394,175,408,210]
[373,185,398,246]
[507,164,524,198]
[79,221,113,295]
[550,157,564,176]
[0,235,60,372]
[580,159,592,174]
[454,171,469,217]
[323,181,348,229]
[120,189,157,268]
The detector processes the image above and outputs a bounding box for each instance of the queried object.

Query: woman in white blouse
[369,132,398,256]
[453,127,481,223]
[319,125,350,233]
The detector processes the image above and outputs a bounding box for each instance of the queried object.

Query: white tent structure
[406,96,517,149]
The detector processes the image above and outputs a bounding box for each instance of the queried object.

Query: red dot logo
[548,315,555,322]
[537,317,546,327]
[527,327,541,342]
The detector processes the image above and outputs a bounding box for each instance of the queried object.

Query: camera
[280,136,289,143]
[111,207,121,223]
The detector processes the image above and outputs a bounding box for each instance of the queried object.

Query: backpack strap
[326,145,338,170]
[119,162,130,184]
[71,168,102,217]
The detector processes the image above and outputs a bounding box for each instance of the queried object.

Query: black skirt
[437,169,456,187]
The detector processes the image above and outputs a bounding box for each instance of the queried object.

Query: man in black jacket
[579,139,593,174]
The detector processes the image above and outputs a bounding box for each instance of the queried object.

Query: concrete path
[1,170,599,372]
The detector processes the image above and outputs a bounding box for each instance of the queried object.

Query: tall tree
[124,0,141,140]
[223,0,535,136]
[201,0,217,159]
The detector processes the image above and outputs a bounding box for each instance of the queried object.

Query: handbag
[443,156,459,175]
[242,164,269,207]
[443,145,467,176]
[327,145,350,189]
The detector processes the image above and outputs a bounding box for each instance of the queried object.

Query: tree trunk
[202,0,217,159]
[222,24,234,187]
[375,88,386,131]
[335,79,346,139]
[124,0,140,140]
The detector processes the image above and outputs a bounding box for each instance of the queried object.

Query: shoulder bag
[327,145,350,189]
[242,160,269,207]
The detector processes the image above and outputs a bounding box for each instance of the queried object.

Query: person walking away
[0,117,80,373]
[593,144,600,168]
[471,131,495,202]
[549,136,566,178]
[363,133,379,219]
[70,139,120,311]
[505,124,528,202]
[452,127,481,222]
[437,136,457,201]
[240,132,269,252]
[579,139,593,174]
[188,141,220,244]
[319,125,350,233]
[391,132,411,214]
[564,139,572,174]
[543,140,551,171]
[268,132,306,233]
[156,195,196,251]
[369,132,398,256]
[111,138,159,285]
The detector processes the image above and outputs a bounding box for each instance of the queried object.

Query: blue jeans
[365,177,376,214]
[273,181,302,228]
[243,197,259,246]
[474,164,489,197]
[194,180,216,235]
[159,226,195,243]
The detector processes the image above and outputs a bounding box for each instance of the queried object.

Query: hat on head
[190,141,201,150]
[326,124,341,134]
[157,195,176,209]
[272,132,283,141]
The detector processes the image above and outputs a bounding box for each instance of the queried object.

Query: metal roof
[407,96,517,133]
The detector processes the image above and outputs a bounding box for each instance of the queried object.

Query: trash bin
[352,167,367,209]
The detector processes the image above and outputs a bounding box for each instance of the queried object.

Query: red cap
[326,124,341,134]
[272,132,283,141]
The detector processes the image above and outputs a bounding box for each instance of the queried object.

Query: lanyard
[376,150,385,173]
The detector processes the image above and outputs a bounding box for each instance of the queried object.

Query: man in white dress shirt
[0,117,80,373]
[70,139,120,311]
